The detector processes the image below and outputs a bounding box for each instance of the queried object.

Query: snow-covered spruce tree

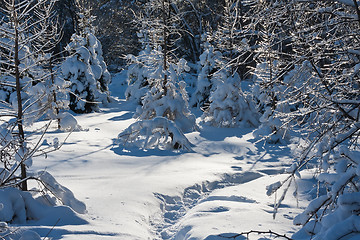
[119,0,196,150]
[202,68,259,128]
[124,23,153,104]
[190,37,223,109]
[61,0,110,113]
[245,0,297,143]
[265,1,360,239]
[201,0,259,128]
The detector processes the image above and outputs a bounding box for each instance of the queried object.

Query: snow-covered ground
[19,72,313,240]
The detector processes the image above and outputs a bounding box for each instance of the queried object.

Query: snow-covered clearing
[22,73,312,240]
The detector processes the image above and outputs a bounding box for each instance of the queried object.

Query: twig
[218,230,293,239]
[43,218,60,240]
[0,227,20,240]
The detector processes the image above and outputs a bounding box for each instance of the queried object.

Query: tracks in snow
[152,171,265,239]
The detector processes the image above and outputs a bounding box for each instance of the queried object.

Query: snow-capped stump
[118,117,192,151]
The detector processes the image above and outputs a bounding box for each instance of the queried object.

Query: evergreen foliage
[202,69,259,128]
[125,0,196,139]
[191,40,222,109]
[61,2,110,113]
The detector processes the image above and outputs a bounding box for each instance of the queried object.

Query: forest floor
[25,72,314,240]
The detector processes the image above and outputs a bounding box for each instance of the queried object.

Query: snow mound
[117,117,192,151]
[36,171,87,214]
[0,187,87,226]
[57,112,79,131]
[19,230,41,240]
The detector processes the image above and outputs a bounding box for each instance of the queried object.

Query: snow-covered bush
[0,122,84,226]
[124,50,196,149]
[202,70,259,128]
[57,112,80,131]
[35,171,86,214]
[118,117,192,151]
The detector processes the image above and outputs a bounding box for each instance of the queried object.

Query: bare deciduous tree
[0,0,63,191]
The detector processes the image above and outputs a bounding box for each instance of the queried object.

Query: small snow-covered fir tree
[125,28,153,104]
[252,61,293,143]
[119,0,196,150]
[130,0,196,132]
[202,68,259,128]
[40,55,71,123]
[121,57,196,150]
[191,39,223,109]
[62,1,110,113]
[199,0,259,128]
[134,53,196,133]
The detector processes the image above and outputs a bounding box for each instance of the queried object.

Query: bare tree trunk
[13,8,27,191]
[49,57,60,129]
[162,0,168,95]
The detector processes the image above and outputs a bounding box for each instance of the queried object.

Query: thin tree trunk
[13,6,27,191]
[162,0,168,95]
[50,57,60,129]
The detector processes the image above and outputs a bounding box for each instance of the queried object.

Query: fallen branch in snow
[217,230,293,239]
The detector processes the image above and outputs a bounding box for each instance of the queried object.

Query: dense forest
[0,0,360,239]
